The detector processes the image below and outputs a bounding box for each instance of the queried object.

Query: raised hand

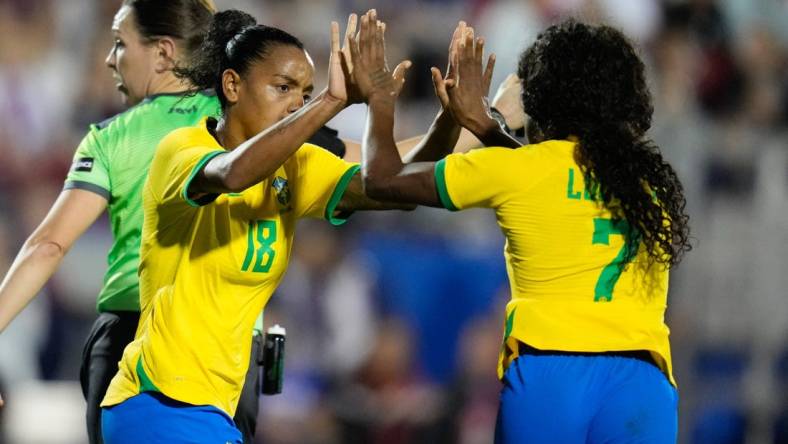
[430,21,465,111]
[443,24,497,135]
[327,20,349,103]
[339,13,364,104]
[347,9,411,104]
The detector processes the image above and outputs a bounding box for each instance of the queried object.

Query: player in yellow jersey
[98,9,465,443]
[0,2,259,443]
[351,16,691,444]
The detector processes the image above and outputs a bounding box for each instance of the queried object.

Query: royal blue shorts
[494,352,678,444]
[102,392,242,444]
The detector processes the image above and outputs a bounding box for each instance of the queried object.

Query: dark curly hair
[518,20,691,267]
[174,9,303,109]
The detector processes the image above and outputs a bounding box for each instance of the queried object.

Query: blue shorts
[495,352,678,444]
[102,392,242,444]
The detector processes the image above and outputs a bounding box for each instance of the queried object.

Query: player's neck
[146,72,193,98]
[214,115,246,151]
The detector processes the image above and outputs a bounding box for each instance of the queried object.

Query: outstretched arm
[343,72,524,162]
[191,21,350,195]
[403,21,495,161]
[335,174,416,212]
[347,10,442,206]
[0,189,106,333]
[443,27,521,149]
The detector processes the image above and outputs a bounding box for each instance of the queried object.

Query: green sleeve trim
[182,150,225,207]
[434,158,458,211]
[136,356,160,393]
[324,164,360,226]
[63,181,110,201]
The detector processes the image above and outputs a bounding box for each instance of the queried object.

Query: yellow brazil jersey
[434,140,674,386]
[102,118,359,416]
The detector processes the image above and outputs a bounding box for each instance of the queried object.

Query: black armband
[489,107,511,134]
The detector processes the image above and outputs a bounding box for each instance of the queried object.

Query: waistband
[518,342,658,369]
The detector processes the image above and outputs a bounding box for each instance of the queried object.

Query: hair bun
[207,10,257,57]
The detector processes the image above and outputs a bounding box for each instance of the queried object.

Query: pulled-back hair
[122,0,216,65]
[518,20,691,267]
[174,9,304,108]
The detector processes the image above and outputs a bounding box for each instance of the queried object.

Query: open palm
[347,10,411,103]
[327,21,349,103]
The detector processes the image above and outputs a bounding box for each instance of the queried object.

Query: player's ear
[153,37,178,73]
[222,69,242,106]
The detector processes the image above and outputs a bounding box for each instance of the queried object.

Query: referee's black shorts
[79,311,262,444]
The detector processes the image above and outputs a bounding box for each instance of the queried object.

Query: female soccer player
[353,17,691,443]
[0,1,265,442]
[0,4,520,440]
[98,9,455,443]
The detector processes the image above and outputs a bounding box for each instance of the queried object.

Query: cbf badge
[272,176,291,208]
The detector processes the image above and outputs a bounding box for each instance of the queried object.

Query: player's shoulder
[289,142,338,165]
[89,97,158,135]
[82,101,158,154]
[90,91,218,134]
[158,122,214,156]
[296,142,327,157]
[449,145,523,165]
[481,139,574,162]
[526,139,575,153]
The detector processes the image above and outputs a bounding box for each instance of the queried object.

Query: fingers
[454,25,475,86]
[376,20,386,67]
[431,66,450,106]
[475,36,484,67]
[392,60,412,94]
[475,36,496,92]
[361,10,379,64]
[340,49,353,81]
[343,13,358,50]
[357,10,389,72]
[348,22,361,65]
[393,60,411,83]
[458,26,474,66]
[483,53,496,95]
[341,14,358,73]
[330,21,341,55]
[446,21,466,80]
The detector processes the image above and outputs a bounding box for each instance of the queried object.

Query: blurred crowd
[0,0,787,443]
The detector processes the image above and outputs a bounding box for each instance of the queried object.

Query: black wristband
[489,107,511,134]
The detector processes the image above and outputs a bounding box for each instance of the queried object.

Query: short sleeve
[290,143,359,225]
[434,147,523,211]
[147,127,225,209]
[64,125,111,200]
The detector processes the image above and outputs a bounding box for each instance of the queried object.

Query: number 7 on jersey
[592,218,638,302]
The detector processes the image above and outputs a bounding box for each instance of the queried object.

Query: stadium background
[0,0,786,442]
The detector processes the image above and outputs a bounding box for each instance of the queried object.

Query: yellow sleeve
[148,127,225,208]
[289,143,359,225]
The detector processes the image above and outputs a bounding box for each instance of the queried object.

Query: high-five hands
[431,22,495,113]
[346,9,412,104]
[434,22,497,135]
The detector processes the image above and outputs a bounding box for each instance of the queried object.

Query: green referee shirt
[65,91,220,313]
